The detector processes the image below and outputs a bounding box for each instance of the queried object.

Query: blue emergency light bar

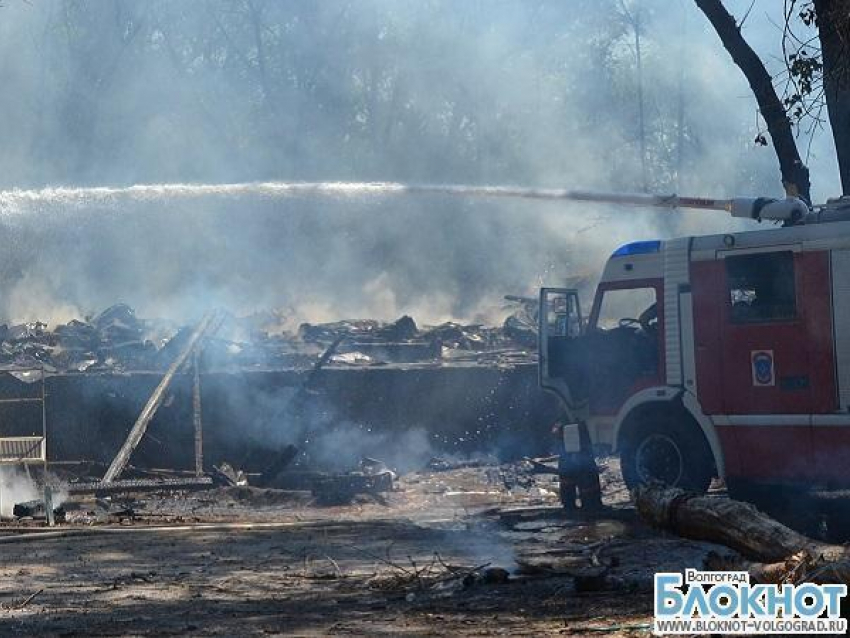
[611,240,661,258]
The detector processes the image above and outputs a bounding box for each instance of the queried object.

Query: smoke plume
[0,0,840,325]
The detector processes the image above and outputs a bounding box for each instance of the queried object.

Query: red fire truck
[538,194,850,502]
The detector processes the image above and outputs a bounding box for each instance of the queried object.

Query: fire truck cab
[540,198,850,496]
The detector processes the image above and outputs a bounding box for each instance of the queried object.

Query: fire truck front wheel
[620,412,714,493]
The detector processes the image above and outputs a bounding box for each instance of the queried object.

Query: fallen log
[634,484,850,590]
[633,484,845,563]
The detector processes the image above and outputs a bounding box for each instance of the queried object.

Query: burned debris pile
[0,298,537,374]
[0,304,166,373]
[298,296,538,367]
[207,454,396,505]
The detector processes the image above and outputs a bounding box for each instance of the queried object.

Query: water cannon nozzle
[730,197,808,223]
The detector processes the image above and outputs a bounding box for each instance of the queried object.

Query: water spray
[0,181,818,224]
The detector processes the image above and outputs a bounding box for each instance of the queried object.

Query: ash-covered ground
[0,458,726,637]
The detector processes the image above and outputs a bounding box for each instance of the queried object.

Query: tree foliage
[699,0,850,196]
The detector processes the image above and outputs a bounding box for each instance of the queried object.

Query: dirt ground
[0,459,727,636]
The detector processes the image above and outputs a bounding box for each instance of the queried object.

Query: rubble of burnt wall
[0,298,557,471]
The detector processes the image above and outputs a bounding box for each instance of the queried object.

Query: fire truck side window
[726,251,796,323]
[584,286,661,407]
[596,288,657,330]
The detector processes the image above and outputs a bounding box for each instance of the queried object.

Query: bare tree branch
[695,0,811,202]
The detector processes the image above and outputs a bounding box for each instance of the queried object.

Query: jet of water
[0,180,733,215]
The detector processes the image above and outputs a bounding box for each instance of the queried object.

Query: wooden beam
[102,313,215,483]
[193,349,203,477]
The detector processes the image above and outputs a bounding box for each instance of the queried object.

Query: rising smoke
[0,1,841,327]
[0,466,68,518]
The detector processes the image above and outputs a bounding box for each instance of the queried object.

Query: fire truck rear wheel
[620,412,714,493]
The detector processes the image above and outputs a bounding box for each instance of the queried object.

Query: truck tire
[620,410,714,493]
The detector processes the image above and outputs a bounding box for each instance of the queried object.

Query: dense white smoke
[0,183,740,327]
[0,467,67,518]
[0,1,840,325]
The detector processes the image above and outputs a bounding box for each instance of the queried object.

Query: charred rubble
[0,298,538,374]
[0,295,558,502]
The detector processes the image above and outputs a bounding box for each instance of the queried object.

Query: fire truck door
[718,248,813,480]
[538,288,585,421]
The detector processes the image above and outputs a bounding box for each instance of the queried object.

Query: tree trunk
[635,484,850,586]
[634,485,843,562]
[814,0,850,195]
[695,0,812,203]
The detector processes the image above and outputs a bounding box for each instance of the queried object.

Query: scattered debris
[363,550,501,596]
[501,295,538,348]
[66,476,214,495]
[329,351,377,366]
[360,457,394,478]
[424,456,498,472]
[523,456,561,475]
[0,304,157,373]
[15,589,43,610]
[299,315,419,344]
[254,445,299,488]
[13,499,66,523]
[211,462,248,487]
[0,457,726,635]
[311,470,395,505]
[463,565,511,586]
[95,497,138,522]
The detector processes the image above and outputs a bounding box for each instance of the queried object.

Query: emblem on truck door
[751,350,775,387]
